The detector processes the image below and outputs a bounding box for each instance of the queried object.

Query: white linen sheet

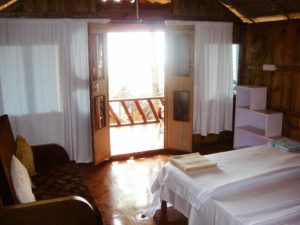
[145,145,300,225]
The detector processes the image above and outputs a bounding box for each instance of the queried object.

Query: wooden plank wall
[0,0,239,22]
[173,0,238,22]
[96,1,171,20]
[193,131,233,154]
[239,20,300,140]
[22,0,96,16]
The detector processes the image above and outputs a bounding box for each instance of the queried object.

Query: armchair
[0,115,102,225]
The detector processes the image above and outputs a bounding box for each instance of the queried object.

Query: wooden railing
[109,96,164,127]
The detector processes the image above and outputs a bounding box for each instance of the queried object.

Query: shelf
[265,136,282,141]
[236,126,282,141]
[234,86,283,149]
[234,145,251,149]
[236,86,267,110]
[237,107,281,116]
[237,106,250,110]
[236,126,265,137]
[234,127,268,148]
[253,109,281,115]
[238,85,266,89]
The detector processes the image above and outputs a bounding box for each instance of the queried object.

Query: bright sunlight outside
[107,31,165,155]
[107,31,165,100]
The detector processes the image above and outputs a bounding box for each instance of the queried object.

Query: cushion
[32,161,100,218]
[16,135,37,176]
[10,155,36,203]
[32,161,94,203]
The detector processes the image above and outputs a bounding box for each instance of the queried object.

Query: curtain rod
[109,19,165,24]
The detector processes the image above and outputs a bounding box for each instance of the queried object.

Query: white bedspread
[145,145,300,225]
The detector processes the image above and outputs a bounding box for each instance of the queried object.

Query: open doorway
[107,29,165,156]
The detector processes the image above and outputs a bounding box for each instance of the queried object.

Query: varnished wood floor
[80,154,188,225]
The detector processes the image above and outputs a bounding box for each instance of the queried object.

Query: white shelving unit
[234,86,283,149]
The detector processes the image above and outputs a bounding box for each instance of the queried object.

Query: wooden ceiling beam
[0,0,18,11]
[252,14,287,23]
[219,0,254,23]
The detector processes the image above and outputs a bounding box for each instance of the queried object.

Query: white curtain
[0,19,95,162]
[193,22,233,135]
[165,21,233,135]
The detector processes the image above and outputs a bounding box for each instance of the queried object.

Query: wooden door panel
[88,23,111,165]
[165,25,194,152]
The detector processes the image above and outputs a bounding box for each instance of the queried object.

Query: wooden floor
[80,142,233,225]
[80,154,187,225]
[110,123,164,156]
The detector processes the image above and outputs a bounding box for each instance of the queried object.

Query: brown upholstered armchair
[0,115,102,225]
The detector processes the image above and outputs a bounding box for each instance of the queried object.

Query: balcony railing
[109,96,164,127]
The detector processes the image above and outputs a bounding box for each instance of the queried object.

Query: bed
[145,145,300,225]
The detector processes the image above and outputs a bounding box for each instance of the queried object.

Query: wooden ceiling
[219,0,300,23]
[0,0,238,21]
[0,0,299,23]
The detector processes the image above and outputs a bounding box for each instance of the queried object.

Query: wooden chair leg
[161,200,167,213]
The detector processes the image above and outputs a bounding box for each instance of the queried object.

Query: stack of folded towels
[170,153,217,172]
[269,137,300,152]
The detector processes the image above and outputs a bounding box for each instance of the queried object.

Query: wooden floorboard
[80,154,187,225]
[80,144,233,225]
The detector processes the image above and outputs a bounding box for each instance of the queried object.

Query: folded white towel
[170,153,217,172]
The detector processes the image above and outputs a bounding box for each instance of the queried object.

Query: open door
[164,25,195,152]
[88,23,111,165]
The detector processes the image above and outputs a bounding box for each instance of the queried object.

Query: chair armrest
[1,196,98,225]
[31,144,70,171]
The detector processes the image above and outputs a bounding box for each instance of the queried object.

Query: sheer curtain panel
[193,22,233,135]
[0,19,92,162]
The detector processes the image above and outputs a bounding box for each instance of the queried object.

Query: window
[0,45,61,115]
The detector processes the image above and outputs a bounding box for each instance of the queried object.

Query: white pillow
[11,155,36,203]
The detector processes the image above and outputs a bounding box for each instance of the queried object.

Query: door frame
[88,22,195,162]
